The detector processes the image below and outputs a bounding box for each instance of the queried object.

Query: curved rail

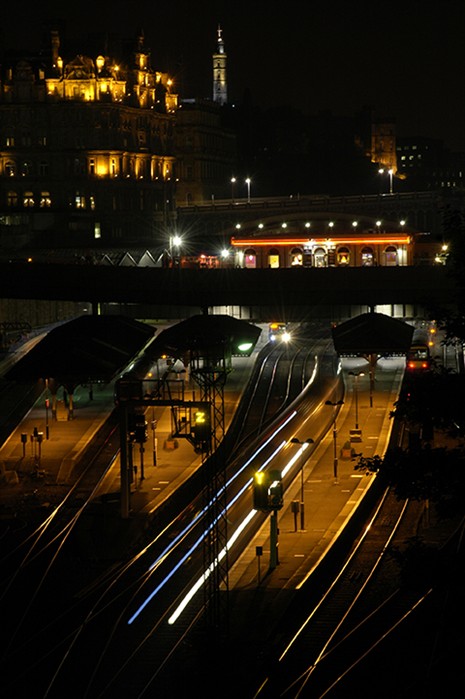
[253,489,453,698]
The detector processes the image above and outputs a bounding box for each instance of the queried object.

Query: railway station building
[230,229,415,269]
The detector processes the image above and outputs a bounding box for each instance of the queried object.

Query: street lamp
[230,176,236,202]
[245,177,251,203]
[348,371,365,430]
[290,437,314,530]
[325,400,344,483]
[169,234,182,267]
[378,168,394,194]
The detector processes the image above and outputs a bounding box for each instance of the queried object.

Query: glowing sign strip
[231,236,411,246]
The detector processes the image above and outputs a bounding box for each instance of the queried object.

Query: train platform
[225,357,404,652]
[0,340,260,508]
[0,343,405,603]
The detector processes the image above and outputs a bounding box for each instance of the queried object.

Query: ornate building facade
[0,29,178,250]
[231,230,414,268]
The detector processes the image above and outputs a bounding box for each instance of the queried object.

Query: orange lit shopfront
[231,233,413,269]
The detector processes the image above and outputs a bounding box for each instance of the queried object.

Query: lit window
[75,193,85,209]
[23,192,34,207]
[361,246,374,266]
[337,247,350,265]
[290,248,303,266]
[269,248,280,268]
[385,246,397,266]
[244,248,256,269]
[40,192,51,207]
[5,162,16,177]
[7,191,18,207]
[314,247,326,267]
[21,161,32,176]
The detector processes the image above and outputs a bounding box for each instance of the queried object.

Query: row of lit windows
[240,245,401,268]
[1,157,173,180]
[5,191,96,210]
[3,161,49,177]
[3,190,167,211]
[3,135,47,147]
[6,191,51,208]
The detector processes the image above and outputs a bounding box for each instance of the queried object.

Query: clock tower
[212,25,227,105]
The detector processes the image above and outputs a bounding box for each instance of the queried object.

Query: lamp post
[151,410,157,466]
[378,168,394,194]
[231,176,236,202]
[169,234,182,267]
[348,371,364,430]
[290,437,314,530]
[245,177,251,203]
[325,400,344,483]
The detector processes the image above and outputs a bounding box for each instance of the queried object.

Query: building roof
[5,315,155,386]
[144,314,262,358]
[331,312,414,356]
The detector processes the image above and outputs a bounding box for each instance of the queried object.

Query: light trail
[129,354,325,625]
[148,409,297,573]
[127,411,297,624]
[167,509,257,625]
[166,436,316,625]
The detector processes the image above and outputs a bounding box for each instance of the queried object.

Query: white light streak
[127,411,297,624]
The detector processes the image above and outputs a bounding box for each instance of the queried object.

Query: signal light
[128,412,148,442]
[253,472,270,511]
[134,415,148,443]
[253,470,284,512]
[191,404,211,444]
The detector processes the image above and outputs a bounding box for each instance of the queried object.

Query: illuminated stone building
[231,228,414,268]
[0,29,178,250]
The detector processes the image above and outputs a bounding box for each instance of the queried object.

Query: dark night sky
[2,0,464,151]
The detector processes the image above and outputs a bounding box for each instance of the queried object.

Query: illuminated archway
[361,246,374,266]
[244,248,256,269]
[290,247,303,266]
[268,247,280,268]
[314,247,326,268]
[337,246,350,266]
[384,245,397,266]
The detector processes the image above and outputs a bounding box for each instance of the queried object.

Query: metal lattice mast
[190,342,231,632]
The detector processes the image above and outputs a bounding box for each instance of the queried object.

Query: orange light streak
[231,235,411,247]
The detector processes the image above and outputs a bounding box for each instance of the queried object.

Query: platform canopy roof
[331,312,414,357]
[145,314,262,359]
[5,315,155,386]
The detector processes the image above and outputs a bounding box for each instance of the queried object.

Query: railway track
[0,331,339,698]
[253,487,458,699]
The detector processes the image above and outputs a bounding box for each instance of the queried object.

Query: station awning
[331,312,414,357]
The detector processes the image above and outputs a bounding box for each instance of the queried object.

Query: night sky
[2,0,464,151]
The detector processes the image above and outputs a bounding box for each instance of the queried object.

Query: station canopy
[331,312,414,357]
[145,314,262,359]
[5,315,155,385]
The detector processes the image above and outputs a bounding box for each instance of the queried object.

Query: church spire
[212,25,227,105]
